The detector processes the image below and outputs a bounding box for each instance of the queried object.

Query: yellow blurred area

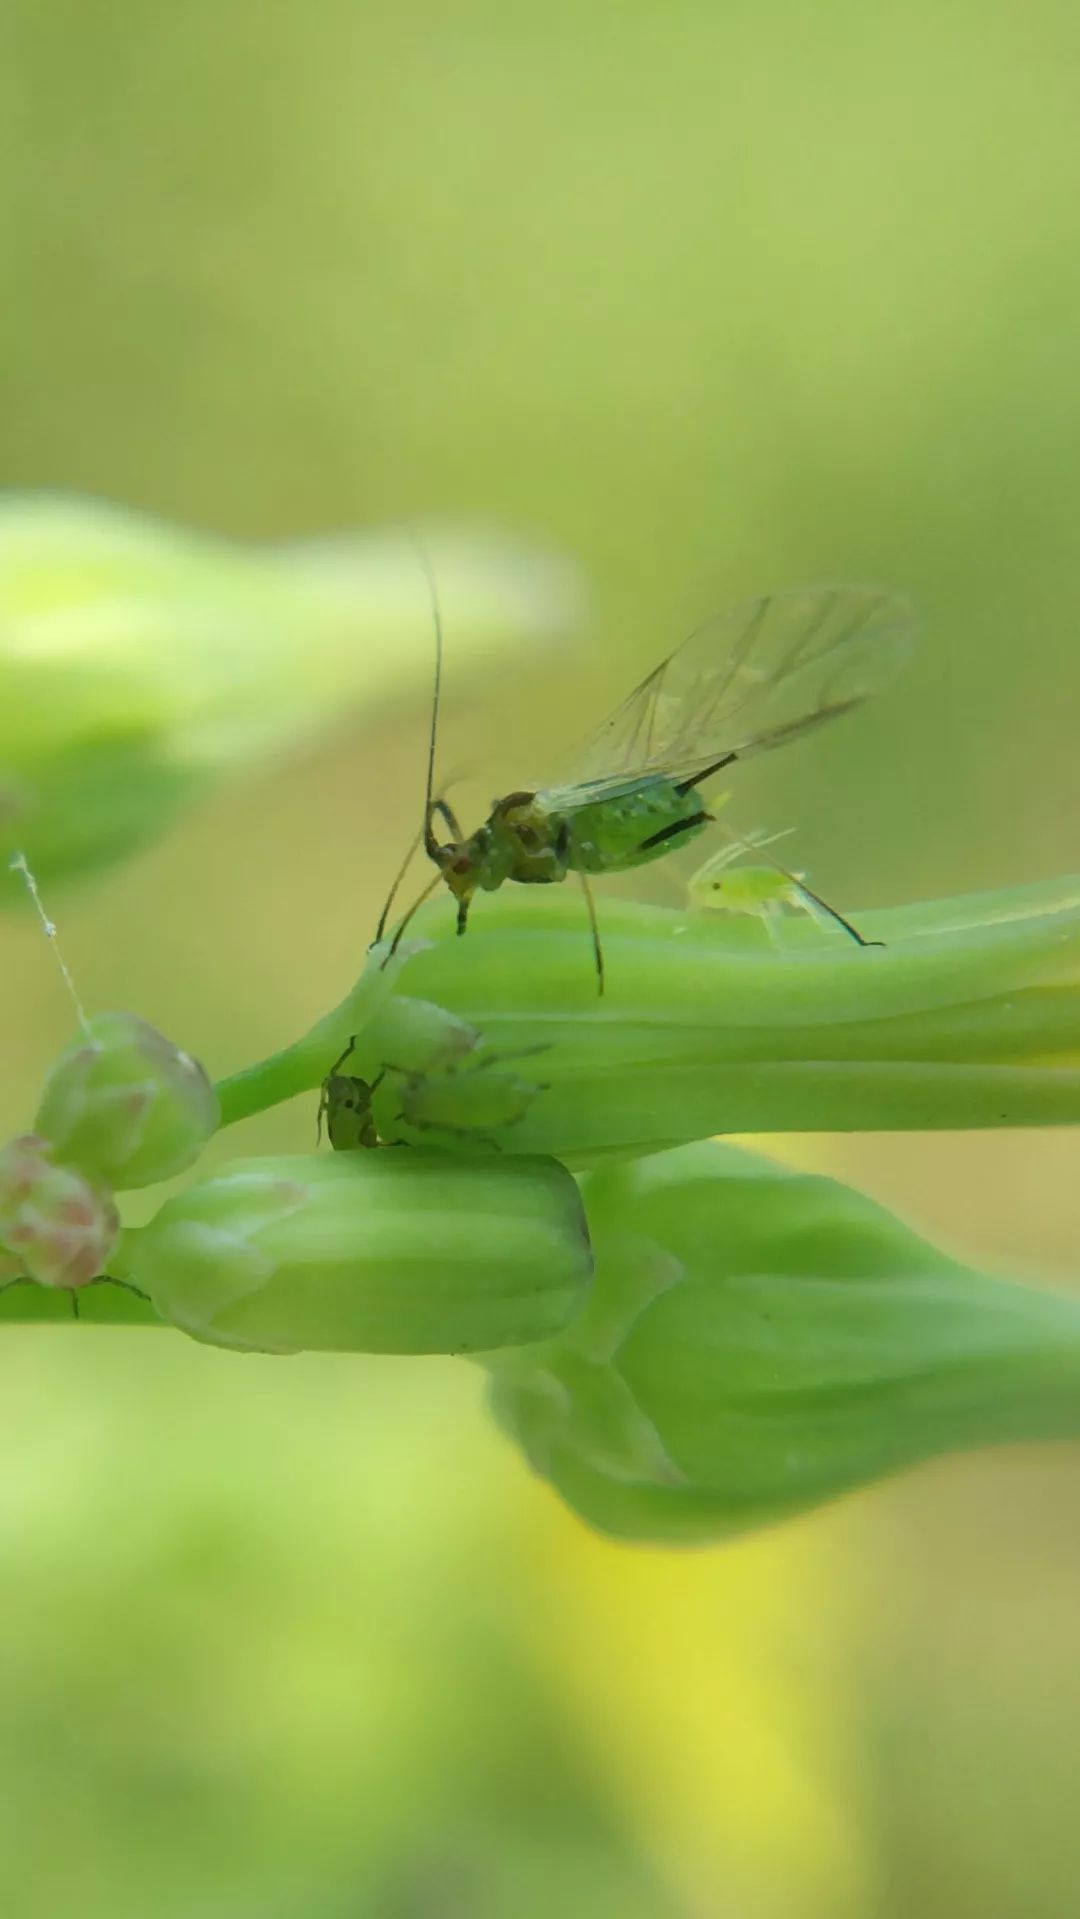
[4,1,1080,1913]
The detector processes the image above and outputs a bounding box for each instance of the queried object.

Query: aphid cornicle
[379,567,917,990]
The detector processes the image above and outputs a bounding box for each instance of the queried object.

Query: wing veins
[683,593,770,755]
[548,583,916,799]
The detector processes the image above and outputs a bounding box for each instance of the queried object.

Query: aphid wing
[557,585,917,795]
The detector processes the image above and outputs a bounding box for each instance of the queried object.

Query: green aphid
[690,861,820,942]
[380,570,916,990]
[688,837,848,944]
[695,860,808,911]
[318,1063,382,1152]
[319,1041,548,1153]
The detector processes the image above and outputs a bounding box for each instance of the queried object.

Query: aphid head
[431,827,490,905]
[325,1072,371,1113]
[323,1072,379,1152]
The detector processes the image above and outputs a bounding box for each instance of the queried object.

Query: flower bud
[486,1141,1080,1542]
[35,1013,219,1189]
[0,1134,119,1290]
[123,1151,591,1355]
[375,874,1080,1157]
[0,493,582,893]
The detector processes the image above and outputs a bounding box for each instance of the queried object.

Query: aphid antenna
[384,869,443,960]
[373,786,470,948]
[579,872,605,995]
[704,822,797,876]
[373,532,448,945]
[373,822,424,943]
[409,531,446,861]
[711,819,879,948]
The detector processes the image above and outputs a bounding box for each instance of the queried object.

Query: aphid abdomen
[558,778,710,875]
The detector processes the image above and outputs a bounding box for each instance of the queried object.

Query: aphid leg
[791,878,882,948]
[432,797,465,841]
[374,1061,412,1085]
[0,1276,30,1302]
[423,802,442,862]
[75,1274,153,1314]
[466,1043,551,1071]
[404,1114,505,1153]
[329,1036,359,1076]
[763,902,785,949]
[578,872,605,996]
[94,1274,150,1304]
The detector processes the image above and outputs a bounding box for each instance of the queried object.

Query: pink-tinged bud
[0,1135,119,1289]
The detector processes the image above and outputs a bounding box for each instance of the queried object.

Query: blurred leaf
[0,493,584,895]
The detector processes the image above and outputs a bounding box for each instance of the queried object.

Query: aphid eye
[516,825,538,849]
[452,855,472,875]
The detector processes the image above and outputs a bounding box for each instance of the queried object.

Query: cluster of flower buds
[3,817,1079,1540]
[0,999,596,1357]
[0,1012,219,1306]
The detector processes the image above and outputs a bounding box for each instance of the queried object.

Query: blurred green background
[4,2,1080,1914]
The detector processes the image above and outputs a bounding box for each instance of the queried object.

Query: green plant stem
[214,946,406,1128]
